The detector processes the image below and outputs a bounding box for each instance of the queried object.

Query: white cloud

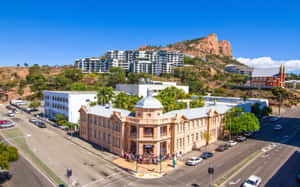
[236,57,300,73]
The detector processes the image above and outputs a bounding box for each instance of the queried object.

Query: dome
[135,89,163,109]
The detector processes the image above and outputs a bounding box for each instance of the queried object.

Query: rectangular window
[108,134,111,144]
[113,136,115,147]
[94,129,97,138]
[187,135,189,144]
[144,127,154,137]
[103,119,106,128]
[98,131,101,140]
[103,133,106,142]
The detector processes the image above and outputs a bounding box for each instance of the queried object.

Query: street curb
[215,150,263,187]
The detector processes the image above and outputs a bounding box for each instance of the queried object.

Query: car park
[242,175,262,187]
[186,157,203,166]
[228,140,237,146]
[236,136,247,142]
[200,152,213,159]
[273,124,282,131]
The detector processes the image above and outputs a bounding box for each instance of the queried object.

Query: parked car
[215,146,226,152]
[270,116,280,122]
[7,112,15,117]
[29,118,37,123]
[12,109,19,113]
[0,120,15,128]
[242,175,262,187]
[6,105,13,110]
[34,121,46,128]
[228,140,237,147]
[261,116,270,121]
[186,157,203,166]
[200,152,214,159]
[236,136,247,142]
[243,131,254,137]
[297,173,300,182]
[273,124,282,131]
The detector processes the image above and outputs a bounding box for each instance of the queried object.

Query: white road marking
[229,178,241,185]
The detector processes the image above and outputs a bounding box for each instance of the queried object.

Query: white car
[186,157,203,166]
[243,175,262,187]
[7,112,15,117]
[228,140,237,146]
[273,124,282,131]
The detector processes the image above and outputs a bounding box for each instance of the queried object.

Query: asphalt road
[1,154,54,187]
[222,106,300,187]
[0,135,54,187]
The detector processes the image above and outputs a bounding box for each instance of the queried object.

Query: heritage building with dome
[79,89,231,157]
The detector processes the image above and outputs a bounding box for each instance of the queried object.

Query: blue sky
[0,0,299,70]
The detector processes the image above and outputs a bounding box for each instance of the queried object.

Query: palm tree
[97,87,114,105]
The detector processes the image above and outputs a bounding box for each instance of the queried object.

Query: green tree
[62,68,83,82]
[224,108,260,136]
[189,81,205,94]
[29,100,41,108]
[0,142,19,170]
[97,87,114,105]
[114,92,141,111]
[108,67,126,86]
[190,97,205,108]
[272,87,290,99]
[53,75,72,90]
[70,83,88,91]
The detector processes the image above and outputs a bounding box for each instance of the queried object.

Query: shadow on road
[252,116,300,148]
[265,151,300,187]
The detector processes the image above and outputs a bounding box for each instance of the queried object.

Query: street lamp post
[67,168,72,187]
[136,122,139,174]
[208,166,214,187]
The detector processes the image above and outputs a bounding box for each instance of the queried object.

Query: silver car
[186,157,203,166]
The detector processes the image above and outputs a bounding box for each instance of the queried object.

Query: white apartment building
[75,50,184,75]
[44,91,97,123]
[116,79,189,97]
[75,57,109,73]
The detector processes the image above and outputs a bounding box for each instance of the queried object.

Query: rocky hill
[138,33,233,59]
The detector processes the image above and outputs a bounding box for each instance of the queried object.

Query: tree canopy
[97,87,114,105]
[0,143,19,170]
[224,108,260,136]
[113,92,141,111]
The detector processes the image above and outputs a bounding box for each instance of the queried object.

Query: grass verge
[1,128,66,186]
[214,150,262,186]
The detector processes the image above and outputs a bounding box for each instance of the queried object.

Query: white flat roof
[44,91,97,94]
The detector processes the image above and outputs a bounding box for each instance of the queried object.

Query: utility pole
[136,123,139,174]
[160,141,162,174]
[279,93,282,116]
[229,113,232,141]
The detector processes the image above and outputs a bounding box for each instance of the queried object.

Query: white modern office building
[75,50,184,75]
[44,91,97,123]
[116,78,189,97]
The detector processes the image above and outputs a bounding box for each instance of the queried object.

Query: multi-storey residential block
[225,64,253,76]
[75,50,184,75]
[250,65,285,88]
[44,91,97,123]
[75,57,109,73]
[79,89,231,158]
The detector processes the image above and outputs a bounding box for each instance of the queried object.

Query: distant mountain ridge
[138,33,233,59]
